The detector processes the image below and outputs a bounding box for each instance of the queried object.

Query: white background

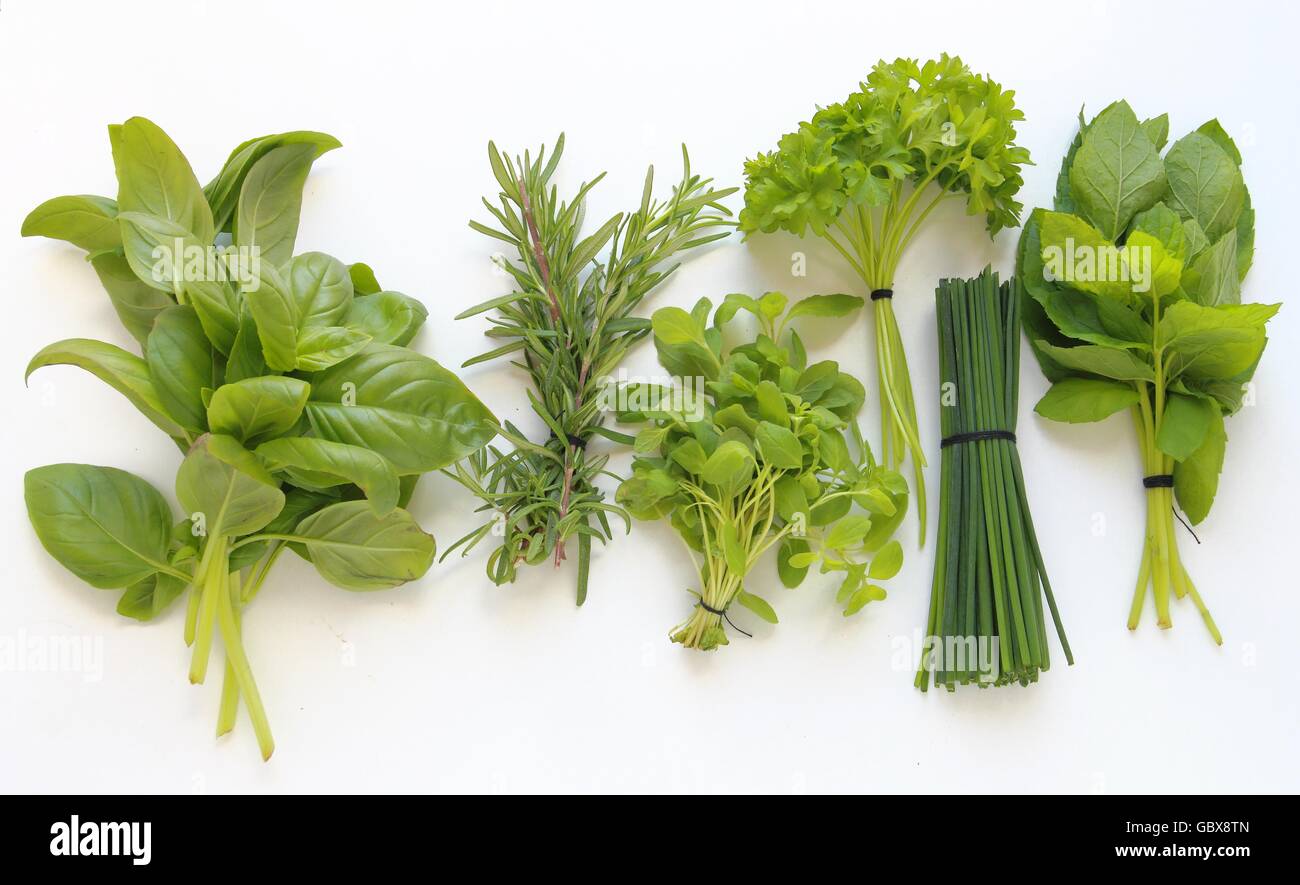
[1,0,1296,794]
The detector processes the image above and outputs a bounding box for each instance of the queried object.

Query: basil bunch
[1017,102,1275,641]
[616,293,907,650]
[22,117,497,758]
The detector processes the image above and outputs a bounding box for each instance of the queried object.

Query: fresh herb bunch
[22,117,497,758]
[615,292,907,650]
[741,55,1031,545]
[918,270,1071,690]
[444,137,735,603]
[1018,102,1274,642]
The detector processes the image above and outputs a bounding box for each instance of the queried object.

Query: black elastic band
[549,433,587,450]
[697,600,752,638]
[941,429,1016,448]
[870,288,893,301]
[1142,475,1202,543]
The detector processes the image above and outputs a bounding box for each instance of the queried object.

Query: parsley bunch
[741,55,1031,544]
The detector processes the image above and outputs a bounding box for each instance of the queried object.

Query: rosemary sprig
[443,136,736,603]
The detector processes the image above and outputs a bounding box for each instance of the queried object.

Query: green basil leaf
[244,262,298,371]
[1068,100,1166,240]
[25,464,174,589]
[295,326,371,372]
[1164,132,1244,243]
[1034,377,1139,423]
[206,376,310,444]
[305,345,498,474]
[288,252,353,329]
[1173,408,1226,525]
[26,338,186,439]
[343,290,428,346]
[176,434,284,538]
[204,131,340,232]
[347,262,382,295]
[292,500,435,590]
[1181,230,1240,307]
[225,307,268,384]
[90,252,174,346]
[1156,392,1218,461]
[111,117,214,245]
[234,143,318,268]
[146,305,214,434]
[1033,340,1154,382]
[116,571,188,622]
[1159,301,1273,381]
[21,194,121,252]
[256,437,400,516]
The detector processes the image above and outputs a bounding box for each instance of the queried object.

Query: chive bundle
[916,269,1072,690]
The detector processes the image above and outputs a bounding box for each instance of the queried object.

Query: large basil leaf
[204,130,340,232]
[90,252,174,345]
[110,117,214,246]
[146,305,214,434]
[233,143,319,268]
[26,338,186,439]
[206,376,310,444]
[256,437,399,515]
[1159,301,1271,381]
[1034,341,1154,382]
[292,500,435,590]
[295,326,371,371]
[1164,132,1244,243]
[1037,211,1135,302]
[21,194,121,252]
[1068,101,1167,240]
[1156,392,1218,461]
[175,434,284,537]
[288,252,353,328]
[25,464,174,589]
[116,210,197,294]
[344,291,428,346]
[305,345,498,473]
[116,211,242,353]
[225,307,268,384]
[1181,230,1240,307]
[244,262,298,371]
[1173,408,1226,524]
[1034,377,1139,423]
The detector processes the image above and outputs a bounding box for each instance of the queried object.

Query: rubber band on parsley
[740,55,1031,547]
[615,292,907,650]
